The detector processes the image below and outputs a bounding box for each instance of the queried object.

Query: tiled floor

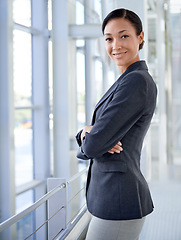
[140,179,181,240]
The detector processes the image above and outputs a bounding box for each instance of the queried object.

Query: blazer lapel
[91,81,118,125]
[91,61,148,125]
[94,81,118,111]
[94,60,148,112]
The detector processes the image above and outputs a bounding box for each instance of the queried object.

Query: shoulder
[126,70,148,83]
[117,70,148,91]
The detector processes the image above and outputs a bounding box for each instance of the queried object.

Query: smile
[112,52,127,58]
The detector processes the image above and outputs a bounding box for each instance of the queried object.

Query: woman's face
[104,18,144,73]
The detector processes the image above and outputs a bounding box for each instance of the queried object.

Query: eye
[105,38,112,42]
[121,35,129,39]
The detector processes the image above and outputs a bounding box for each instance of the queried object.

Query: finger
[108,147,123,154]
[117,141,122,146]
[114,148,122,153]
[108,142,123,154]
[113,145,123,152]
[115,144,123,150]
[108,150,114,154]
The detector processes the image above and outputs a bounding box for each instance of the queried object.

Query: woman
[75,8,157,240]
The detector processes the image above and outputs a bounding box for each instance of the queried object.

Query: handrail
[0,167,89,234]
[0,183,66,232]
[67,167,88,184]
[16,179,43,195]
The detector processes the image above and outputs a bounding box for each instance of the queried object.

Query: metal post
[0,0,15,239]
[31,0,50,181]
[164,0,173,164]
[52,0,70,179]
[68,0,77,149]
[31,0,50,238]
[156,0,168,179]
[84,0,95,124]
[47,178,66,240]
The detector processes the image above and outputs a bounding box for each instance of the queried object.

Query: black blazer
[76,61,157,220]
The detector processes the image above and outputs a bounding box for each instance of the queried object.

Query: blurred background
[0,0,181,239]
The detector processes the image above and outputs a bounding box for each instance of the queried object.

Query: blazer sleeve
[77,72,148,160]
[75,130,90,160]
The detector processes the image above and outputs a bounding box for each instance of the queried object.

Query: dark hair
[102,8,144,50]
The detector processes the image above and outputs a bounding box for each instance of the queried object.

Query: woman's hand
[81,125,93,143]
[81,126,123,154]
[108,141,123,154]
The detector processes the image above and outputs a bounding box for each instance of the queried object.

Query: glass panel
[15,192,47,239]
[2,212,34,240]
[15,109,33,186]
[13,0,31,27]
[170,0,181,163]
[13,29,32,107]
[16,190,34,239]
[76,1,84,24]
[16,190,33,214]
[17,213,34,240]
[48,41,53,109]
[93,0,102,22]
[76,40,85,130]
[48,40,54,175]
[48,0,52,30]
[66,173,86,225]
[95,59,103,102]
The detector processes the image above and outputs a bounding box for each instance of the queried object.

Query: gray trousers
[85,215,145,240]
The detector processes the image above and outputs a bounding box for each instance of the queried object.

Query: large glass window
[170,0,181,163]
[76,0,84,25]
[13,4,33,188]
[13,0,31,27]
[76,1,85,131]
[12,2,34,237]
[13,30,32,107]
[16,190,34,239]
[12,0,51,237]
[76,40,86,130]
[14,109,33,186]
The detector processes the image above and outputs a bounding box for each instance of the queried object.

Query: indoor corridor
[1,0,181,239]
[140,166,181,240]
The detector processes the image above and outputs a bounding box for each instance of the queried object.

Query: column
[156,0,168,179]
[0,0,15,239]
[84,0,95,124]
[31,0,50,238]
[52,0,70,179]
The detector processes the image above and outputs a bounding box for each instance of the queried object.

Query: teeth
[114,52,124,55]
[113,52,126,57]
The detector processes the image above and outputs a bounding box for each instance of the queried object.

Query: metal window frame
[0,0,51,239]
[0,1,15,239]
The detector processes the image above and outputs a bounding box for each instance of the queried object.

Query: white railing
[0,167,88,240]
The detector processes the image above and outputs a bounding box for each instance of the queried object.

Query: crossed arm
[77,74,147,159]
[81,125,123,154]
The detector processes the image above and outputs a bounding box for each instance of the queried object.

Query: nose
[112,39,121,50]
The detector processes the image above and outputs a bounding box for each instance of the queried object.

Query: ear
[139,31,144,44]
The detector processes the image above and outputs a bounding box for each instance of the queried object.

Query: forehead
[104,18,136,35]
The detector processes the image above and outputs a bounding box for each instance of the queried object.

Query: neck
[119,66,126,74]
[119,59,141,74]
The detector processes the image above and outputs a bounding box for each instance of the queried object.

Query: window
[76,40,86,130]
[170,0,181,163]
[13,0,31,27]
[12,0,50,236]
[13,29,33,186]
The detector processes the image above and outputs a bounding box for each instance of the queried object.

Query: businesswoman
[75,8,157,240]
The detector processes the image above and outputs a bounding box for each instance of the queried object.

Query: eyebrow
[104,30,127,36]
